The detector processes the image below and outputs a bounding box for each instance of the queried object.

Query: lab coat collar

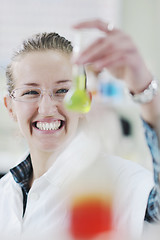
[44,130,101,188]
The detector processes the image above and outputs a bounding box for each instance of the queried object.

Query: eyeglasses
[9,86,70,103]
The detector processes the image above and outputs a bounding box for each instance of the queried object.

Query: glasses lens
[12,87,41,102]
[11,86,70,102]
[53,88,69,101]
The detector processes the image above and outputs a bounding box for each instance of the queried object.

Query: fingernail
[93,63,103,71]
[73,57,82,65]
[77,55,88,64]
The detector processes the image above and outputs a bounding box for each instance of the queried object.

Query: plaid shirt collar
[10,154,33,194]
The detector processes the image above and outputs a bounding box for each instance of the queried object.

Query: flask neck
[72,65,86,90]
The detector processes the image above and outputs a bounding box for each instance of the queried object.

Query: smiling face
[7,50,83,155]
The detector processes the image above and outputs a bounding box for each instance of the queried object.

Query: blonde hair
[6,32,73,93]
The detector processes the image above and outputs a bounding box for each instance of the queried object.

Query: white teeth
[36,121,61,131]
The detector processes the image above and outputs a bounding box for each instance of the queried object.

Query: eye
[20,89,41,99]
[22,90,39,96]
[56,88,69,94]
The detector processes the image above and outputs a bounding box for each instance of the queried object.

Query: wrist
[129,77,159,104]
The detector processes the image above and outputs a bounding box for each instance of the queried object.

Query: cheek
[62,102,84,124]
[14,103,35,127]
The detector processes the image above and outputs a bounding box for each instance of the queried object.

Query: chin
[37,140,69,154]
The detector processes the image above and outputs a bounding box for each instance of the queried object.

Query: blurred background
[0,0,160,176]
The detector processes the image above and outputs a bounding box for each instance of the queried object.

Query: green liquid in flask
[64,69,91,113]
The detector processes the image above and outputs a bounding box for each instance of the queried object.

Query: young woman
[1,21,160,240]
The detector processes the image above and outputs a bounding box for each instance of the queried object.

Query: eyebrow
[24,83,40,86]
[55,80,72,84]
[24,80,72,86]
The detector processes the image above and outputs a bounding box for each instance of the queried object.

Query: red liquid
[70,196,113,239]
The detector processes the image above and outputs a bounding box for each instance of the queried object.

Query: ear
[4,95,17,121]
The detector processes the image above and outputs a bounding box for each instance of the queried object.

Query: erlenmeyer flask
[64,32,91,113]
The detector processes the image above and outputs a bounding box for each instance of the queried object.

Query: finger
[76,34,133,65]
[96,53,145,89]
[75,37,112,64]
[93,49,135,71]
[98,60,128,80]
[73,19,116,34]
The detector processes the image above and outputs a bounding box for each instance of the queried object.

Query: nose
[38,94,58,116]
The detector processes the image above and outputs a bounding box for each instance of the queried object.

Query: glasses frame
[9,67,87,103]
[9,86,70,103]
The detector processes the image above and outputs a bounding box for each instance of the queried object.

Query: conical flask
[64,32,91,113]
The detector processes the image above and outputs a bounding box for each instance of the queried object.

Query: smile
[35,120,63,131]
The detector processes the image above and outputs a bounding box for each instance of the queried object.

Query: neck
[28,133,79,186]
[29,149,60,186]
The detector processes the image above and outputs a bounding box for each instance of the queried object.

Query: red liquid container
[70,195,113,239]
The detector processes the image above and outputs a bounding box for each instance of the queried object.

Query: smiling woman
[4,33,82,168]
[0,26,159,240]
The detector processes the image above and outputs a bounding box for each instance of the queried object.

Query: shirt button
[30,192,40,201]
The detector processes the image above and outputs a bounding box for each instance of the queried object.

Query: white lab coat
[0,130,154,240]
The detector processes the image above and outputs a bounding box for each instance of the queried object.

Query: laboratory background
[0,0,160,176]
